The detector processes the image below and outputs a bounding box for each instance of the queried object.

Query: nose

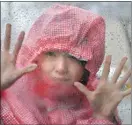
[55,56,68,75]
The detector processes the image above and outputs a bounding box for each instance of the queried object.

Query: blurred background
[1,2,131,124]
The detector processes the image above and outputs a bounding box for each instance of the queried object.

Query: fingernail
[123,57,128,61]
[6,23,11,27]
[18,31,25,41]
[107,55,112,60]
[124,57,128,60]
[128,68,132,74]
[28,64,38,71]
[31,64,38,68]
[74,82,81,86]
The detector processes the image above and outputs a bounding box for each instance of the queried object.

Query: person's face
[37,51,84,85]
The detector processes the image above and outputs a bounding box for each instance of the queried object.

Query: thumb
[74,82,91,97]
[17,64,38,77]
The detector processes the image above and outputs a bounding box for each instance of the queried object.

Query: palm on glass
[74,55,131,120]
[1,24,37,90]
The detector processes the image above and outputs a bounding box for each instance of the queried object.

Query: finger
[101,55,111,80]
[122,88,131,97]
[74,82,91,97]
[112,57,128,83]
[16,64,38,78]
[12,31,25,63]
[117,69,132,89]
[4,24,11,51]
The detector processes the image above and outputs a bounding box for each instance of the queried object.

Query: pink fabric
[1,4,121,124]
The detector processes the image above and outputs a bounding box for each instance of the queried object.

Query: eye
[67,55,87,66]
[68,55,78,60]
[46,52,56,56]
[67,55,80,62]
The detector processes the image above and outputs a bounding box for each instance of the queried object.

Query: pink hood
[17,3,105,90]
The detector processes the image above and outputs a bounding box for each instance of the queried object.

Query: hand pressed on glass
[1,24,37,90]
[74,55,131,121]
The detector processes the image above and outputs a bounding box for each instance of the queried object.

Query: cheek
[39,59,53,76]
[69,64,84,81]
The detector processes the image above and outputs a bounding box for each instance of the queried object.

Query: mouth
[52,77,70,82]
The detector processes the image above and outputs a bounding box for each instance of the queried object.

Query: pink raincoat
[1,4,121,124]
